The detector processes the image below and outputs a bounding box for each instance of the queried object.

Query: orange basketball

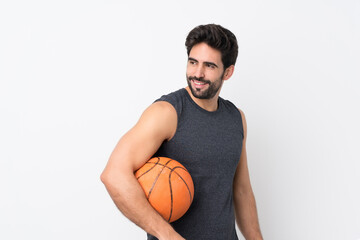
[135,157,194,222]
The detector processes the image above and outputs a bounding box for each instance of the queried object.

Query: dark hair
[185,24,238,69]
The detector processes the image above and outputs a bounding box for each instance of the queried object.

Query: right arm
[100,101,184,240]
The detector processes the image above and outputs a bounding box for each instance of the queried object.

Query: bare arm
[233,109,263,240]
[100,101,185,240]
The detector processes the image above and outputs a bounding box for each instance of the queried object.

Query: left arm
[233,109,263,240]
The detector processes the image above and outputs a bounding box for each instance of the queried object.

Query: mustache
[188,76,211,84]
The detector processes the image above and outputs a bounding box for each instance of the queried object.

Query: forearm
[101,170,182,239]
[234,190,263,240]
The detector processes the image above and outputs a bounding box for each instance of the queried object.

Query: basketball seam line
[168,166,193,222]
[168,171,174,222]
[136,158,193,222]
[135,157,161,180]
[147,159,173,202]
[144,162,192,203]
[172,167,193,203]
[144,162,189,172]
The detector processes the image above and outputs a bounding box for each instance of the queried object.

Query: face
[186,43,225,100]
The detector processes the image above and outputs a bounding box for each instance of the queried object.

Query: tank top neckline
[181,88,223,115]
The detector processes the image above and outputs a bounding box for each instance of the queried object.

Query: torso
[149,88,243,240]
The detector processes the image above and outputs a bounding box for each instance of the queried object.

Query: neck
[185,87,220,112]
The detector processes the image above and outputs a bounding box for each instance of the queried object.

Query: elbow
[100,169,122,199]
[100,159,136,194]
[100,165,133,190]
[100,167,137,205]
[100,169,113,187]
[100,171,108,184]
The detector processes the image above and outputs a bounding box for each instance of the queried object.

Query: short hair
[185,24,238,69]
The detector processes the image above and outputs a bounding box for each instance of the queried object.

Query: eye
[189,60,197,65]
[206,63,215,69]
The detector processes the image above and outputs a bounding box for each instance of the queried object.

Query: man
[101,24,263,240]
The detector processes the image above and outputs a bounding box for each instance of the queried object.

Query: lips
[193,79,206,85]
[189,77,210,89]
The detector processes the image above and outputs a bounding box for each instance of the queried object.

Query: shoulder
[220,98,242,117]
[137,98,177,141]
[155,88,187,118]
[155,88,187,103]
[141,100,177,126]
[219,97,247,140]
[149,100,176,114]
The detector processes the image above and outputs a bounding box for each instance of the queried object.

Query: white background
[1,0,359,239]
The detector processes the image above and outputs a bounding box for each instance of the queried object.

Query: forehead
[189,43,223,67]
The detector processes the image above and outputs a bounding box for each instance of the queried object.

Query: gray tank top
[148,88,243,240]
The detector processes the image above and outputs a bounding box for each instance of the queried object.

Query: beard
[186,74,224,99]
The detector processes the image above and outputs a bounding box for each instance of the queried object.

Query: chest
[162,110,243,178]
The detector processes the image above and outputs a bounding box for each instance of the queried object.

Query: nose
[194,65,205,78]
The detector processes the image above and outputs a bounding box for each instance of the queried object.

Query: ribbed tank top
[148,88,244,240]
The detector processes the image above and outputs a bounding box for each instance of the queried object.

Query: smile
[192,79,208,88]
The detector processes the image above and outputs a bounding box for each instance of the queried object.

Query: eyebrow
[188,57,219,68]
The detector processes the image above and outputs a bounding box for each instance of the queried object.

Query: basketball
[135,157,194,222]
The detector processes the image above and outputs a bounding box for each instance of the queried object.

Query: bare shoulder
[104,101,177,173]
[138,101,177,141]
[147,101,177,118]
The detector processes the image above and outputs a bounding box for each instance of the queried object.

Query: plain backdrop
[1,0,359,239]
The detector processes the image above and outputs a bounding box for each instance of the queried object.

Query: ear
[223,65,235,81]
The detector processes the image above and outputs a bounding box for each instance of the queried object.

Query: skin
[233,109,263,240]
[186,42,233,111]
[101,42,262,240]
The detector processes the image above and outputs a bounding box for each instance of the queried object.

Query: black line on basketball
[171,166,193,204]
[168,171,174,222]
[147,159,173,201]
[144,163,191,201]
[135,157,161,180]
[145,162,188,173]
